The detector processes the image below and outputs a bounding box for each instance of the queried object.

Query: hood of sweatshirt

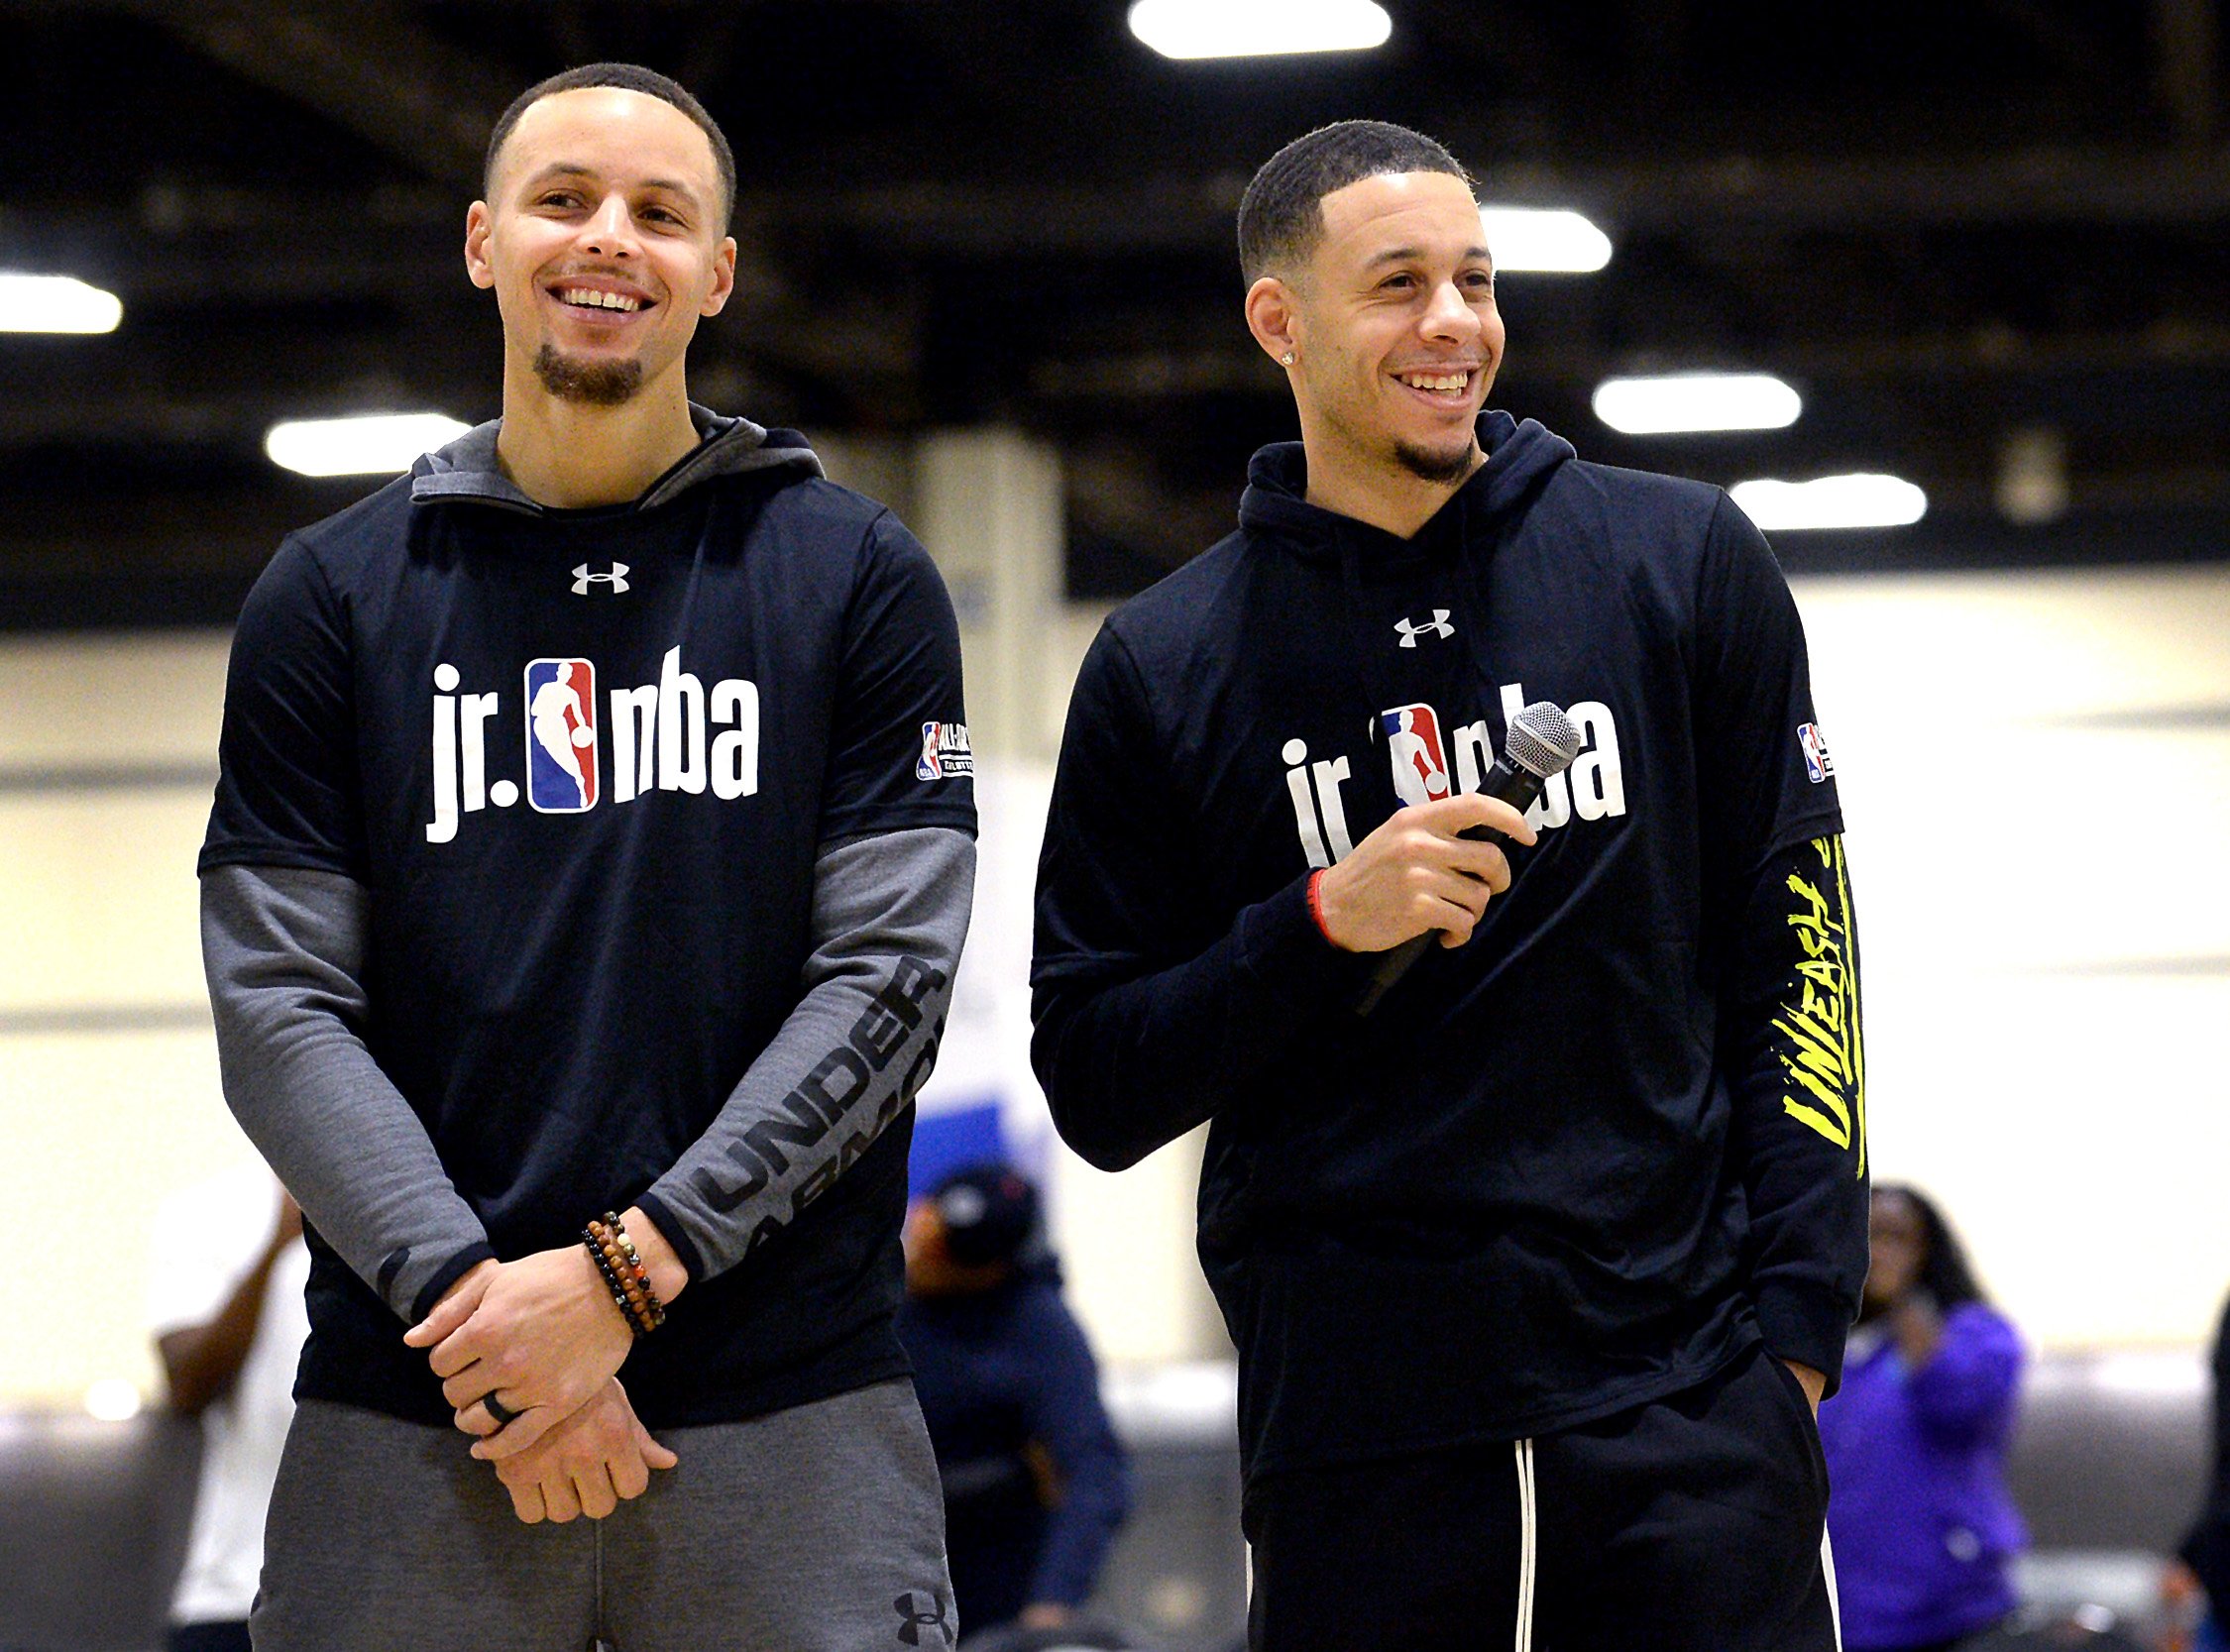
[1237,407,1575,578]
[407,401,824,515]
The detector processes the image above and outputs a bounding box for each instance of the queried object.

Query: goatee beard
[532,343,643,407]
[1393,437,1481,486]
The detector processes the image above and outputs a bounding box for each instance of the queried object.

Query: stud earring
[1282,352,1295,366]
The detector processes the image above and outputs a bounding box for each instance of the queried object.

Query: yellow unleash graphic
[1772,836,1866,1176]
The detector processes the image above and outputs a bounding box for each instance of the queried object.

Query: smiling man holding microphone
[1032,119,1867,1650]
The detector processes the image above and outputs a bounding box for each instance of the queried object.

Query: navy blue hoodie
[1032,412,1864,1484]
[201,410,975,1428]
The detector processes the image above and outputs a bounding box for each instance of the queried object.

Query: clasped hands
[403,1241,676,1525]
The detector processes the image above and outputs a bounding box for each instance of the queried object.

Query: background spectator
[899,1163,1131,1639]
[149,1164,309,1652]
[2165,1290,2230,1651]
[1820,1184,2026,1652]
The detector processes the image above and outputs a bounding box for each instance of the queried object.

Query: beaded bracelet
[600,1235,654,1323]
[601,1238,656,1333]
[591,1215,648,1305]
[584,1225,645,1327]
[585,1212,667,1333]
[607,1212,668,1330]
[607,1217,651,1287]
[581,1226,641,1332]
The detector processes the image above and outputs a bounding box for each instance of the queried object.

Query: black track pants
[1246,1341,1840,1652]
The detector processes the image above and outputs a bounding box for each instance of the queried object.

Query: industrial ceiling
[5,0,2227,627]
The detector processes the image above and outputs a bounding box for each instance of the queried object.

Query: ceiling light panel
[1593,373,1802,434]
[1731,474,1929,530]
[0,273,124,334]
[1129,0,1392,59]
[1480,208,1613,275]
[265,413,474,478]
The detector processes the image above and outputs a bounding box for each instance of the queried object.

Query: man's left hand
[1783,1360,1826,1415]
[404,1243,634,1458]
[489,1377,678,1524]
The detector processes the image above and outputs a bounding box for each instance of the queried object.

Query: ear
[702,236,738,317]
[1244,275,1301,368]
[464,202,496,291]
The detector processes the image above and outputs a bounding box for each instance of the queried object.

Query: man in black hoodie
[201,64,970,1650]
[1032,121,1865,1650]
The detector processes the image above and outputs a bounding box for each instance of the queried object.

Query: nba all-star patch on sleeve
[1797,720,1835,784]
[200,537,367,877]
[916,720,973,780]
[1724,831,1869,1395]
[818,512,975,843]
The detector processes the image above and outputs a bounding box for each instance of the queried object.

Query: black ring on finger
[483,1392,521,1429]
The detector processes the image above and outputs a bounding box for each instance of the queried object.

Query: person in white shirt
[149,1163,310,1652]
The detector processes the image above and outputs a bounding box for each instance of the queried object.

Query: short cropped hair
[1237,120,1473,282]
[485,62,737,231]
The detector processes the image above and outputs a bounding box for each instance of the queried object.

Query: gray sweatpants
[252,1378,954,1652]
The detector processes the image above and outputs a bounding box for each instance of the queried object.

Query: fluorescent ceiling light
[1593,373,1802,435]
[83,1378,142,1422]
[1731,474,1928,531]
[1129,0,1391,59]
[0,273,123,334]
[266,412,474,478]
[1481,207,1613,274]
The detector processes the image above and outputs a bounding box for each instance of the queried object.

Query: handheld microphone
[1353,700,1582,1017]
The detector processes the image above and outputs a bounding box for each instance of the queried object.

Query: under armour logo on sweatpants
[1394,608,1454,646]
[572,562,630,595]
[892,1590,954,1646]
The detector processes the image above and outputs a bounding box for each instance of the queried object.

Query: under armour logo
[572,562,630,595]
[893,1590,953,1647]
[1394,609,1454,647]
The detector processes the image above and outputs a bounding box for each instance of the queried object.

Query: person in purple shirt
[1820,1184,2026,1652]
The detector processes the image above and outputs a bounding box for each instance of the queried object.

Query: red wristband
[1305,868,1335,944]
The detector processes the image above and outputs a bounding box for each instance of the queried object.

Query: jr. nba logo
[1381,703,1452,807]
[524,658,599,812]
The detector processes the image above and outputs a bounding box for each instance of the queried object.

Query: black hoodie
[201,408,976,1427]
[1032,410,1863,1485]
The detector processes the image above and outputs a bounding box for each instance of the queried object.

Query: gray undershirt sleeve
[638,825,975,1284]
[200,864,494,1323]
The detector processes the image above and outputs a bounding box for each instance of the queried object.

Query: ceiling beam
[1027,320,2230,402]
[763,143,2230,247]
[125,2,513,190]
[2153,0,2222,144]
[19,129,2230,309]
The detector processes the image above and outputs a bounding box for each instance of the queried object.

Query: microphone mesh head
[1505,701,1583,778]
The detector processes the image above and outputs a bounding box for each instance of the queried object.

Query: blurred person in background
[1819,1184,2025,1652]
[2164,1289,2230,1651]
[899,1163,1132,1640]
[149,1165,309,1652]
